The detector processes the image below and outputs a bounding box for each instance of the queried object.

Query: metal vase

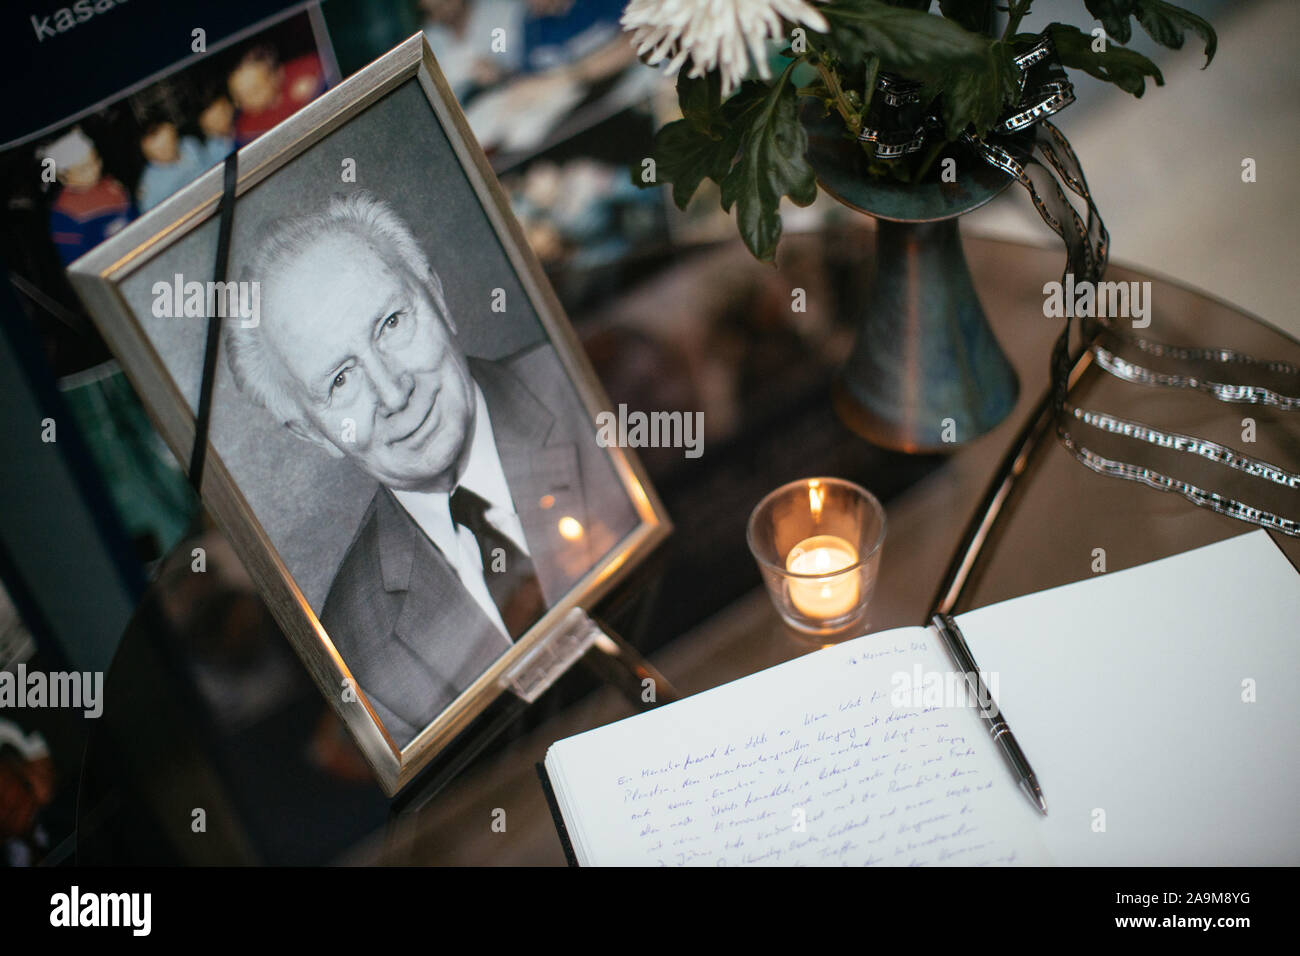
[805,109,1028,453]
[831,218,1018,452]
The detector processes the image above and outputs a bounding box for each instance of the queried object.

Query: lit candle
[786,534,859,620]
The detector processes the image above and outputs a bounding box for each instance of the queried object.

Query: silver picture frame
[67,34,670,796]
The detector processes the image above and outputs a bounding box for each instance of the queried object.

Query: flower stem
[910,139,946,184]
[861,54,880,118]
[813,58,860,137]
[1002,0,1034,40]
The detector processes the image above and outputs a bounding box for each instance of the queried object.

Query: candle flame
[808,480,825,520]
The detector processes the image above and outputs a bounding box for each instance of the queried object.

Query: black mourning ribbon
[188,149,240,498]
[449,485,545,638]
[863,32,1300,536]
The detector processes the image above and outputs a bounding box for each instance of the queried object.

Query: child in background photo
[40,128,135,266]
[227,46,325,146]
[197,88,237,161]
[136,112,217,212]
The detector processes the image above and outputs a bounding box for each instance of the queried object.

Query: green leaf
[1046,22,1164,96]
[938,0,994,35]
[1135,0,1216,65]
[1083,0,1216,65]
[942,40,1020,138]
[678,71,724,136]
[646,119,741,209]
[635,71,743,210]
[1084,0,1137,44]
[820,0,989,81]
[719,67,818,261]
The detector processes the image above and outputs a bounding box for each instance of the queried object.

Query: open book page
[956,530,1300,865]
[546,627,1053,866]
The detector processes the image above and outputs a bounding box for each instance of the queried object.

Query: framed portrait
[67,35,670,796]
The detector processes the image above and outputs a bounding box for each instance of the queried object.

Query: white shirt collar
[458,384,515,519]
[391,384,532,637]
[393,384,528,559]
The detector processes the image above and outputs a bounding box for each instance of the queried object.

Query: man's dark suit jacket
[320,344,636,747]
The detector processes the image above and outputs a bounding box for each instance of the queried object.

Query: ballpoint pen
[931,613,1048,816]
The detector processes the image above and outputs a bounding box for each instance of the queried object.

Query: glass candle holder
[746,477,886,636]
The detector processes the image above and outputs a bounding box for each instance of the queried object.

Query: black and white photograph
[66,38,667,790]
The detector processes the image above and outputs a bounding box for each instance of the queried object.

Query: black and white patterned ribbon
[862,31,1300,534]
[858,35,1075,159]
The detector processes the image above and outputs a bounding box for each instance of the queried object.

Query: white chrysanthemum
[622,0,829,96]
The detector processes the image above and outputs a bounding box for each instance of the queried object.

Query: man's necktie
[449,485,545,639]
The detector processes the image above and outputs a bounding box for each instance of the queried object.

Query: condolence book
[543,531,1300,865]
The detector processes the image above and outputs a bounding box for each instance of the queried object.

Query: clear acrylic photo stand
[386,603,680,821]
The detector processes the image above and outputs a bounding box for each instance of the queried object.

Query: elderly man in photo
[225,191,631,746]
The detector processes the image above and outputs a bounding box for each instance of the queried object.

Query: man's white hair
[225,191,440,426]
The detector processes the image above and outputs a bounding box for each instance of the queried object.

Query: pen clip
[932,613,989,703]
[939,613,974,660]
